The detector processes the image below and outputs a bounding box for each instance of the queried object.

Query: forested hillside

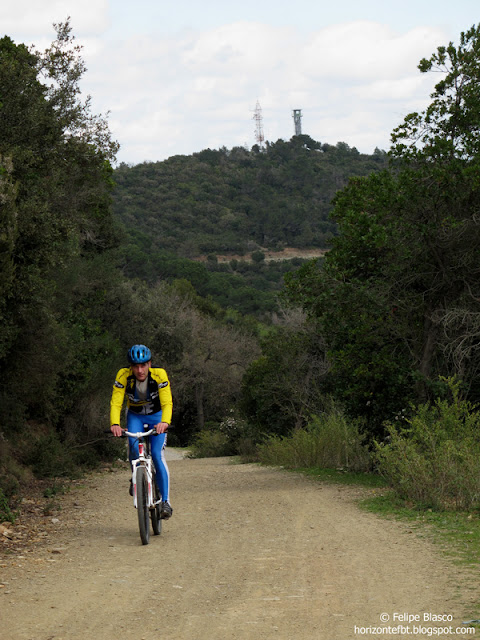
[111,138,387,317]
[113,137,387,256]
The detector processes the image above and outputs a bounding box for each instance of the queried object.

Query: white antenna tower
[253,100,265,148]
[292,109,302,136]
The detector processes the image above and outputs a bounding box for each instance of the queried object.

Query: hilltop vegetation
[113,137,387,257]
[112,137,387,318]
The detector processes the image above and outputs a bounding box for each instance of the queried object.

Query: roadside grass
[254,388,480,574]
[294,466,387,488]
[360,490,480,567]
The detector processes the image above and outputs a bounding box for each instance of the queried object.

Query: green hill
[112,136,388,317]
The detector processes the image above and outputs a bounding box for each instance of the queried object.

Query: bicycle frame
[124,429,161,511]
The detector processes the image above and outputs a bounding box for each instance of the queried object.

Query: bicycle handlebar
[123,429,157,438]
[105,426,172,438]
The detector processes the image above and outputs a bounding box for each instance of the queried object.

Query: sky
[2,1,479,165]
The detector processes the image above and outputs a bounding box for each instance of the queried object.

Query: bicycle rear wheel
[151,474,162,536]
[136,466,150,545]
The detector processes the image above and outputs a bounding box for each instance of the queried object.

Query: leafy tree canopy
[112,138,387,258]
[279,24,480,437]
[0,21,119,428]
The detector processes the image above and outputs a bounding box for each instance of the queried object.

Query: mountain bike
[124,428,162,545]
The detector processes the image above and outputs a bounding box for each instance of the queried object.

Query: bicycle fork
[131,444,160,510]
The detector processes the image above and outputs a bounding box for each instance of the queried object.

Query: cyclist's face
[131,361,150,381]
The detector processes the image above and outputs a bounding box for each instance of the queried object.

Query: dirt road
[0,454,477,639]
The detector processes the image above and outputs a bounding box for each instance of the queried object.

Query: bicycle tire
[151,475,162,536]
[136,466,150,545]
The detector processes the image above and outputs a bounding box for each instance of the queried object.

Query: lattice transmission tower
[292,109,302,136]
[253,100,265,149]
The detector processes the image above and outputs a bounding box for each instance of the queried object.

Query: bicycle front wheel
[136,466,150,545]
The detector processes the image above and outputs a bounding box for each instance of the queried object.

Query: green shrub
[219,413,261,458]
[375,377,480,510]
[188,430,233,458]
[235,436,259,462]
[23,432,77,479]
[189,413,262,460]
[257,409,371,471]
[0,436,35,519]
[0,488,17,523]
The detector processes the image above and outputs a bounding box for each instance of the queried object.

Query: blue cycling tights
[127,410,170,503]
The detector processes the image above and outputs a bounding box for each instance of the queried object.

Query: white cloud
[353,77,425,102]
[0,0,110,37]
[180,21,294,73]
[300,22,445,80]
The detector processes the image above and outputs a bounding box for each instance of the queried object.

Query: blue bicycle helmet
[127,344,152,364]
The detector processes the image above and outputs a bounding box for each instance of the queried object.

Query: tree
[171,302,260,439]
[387,24,480,397]
[391,24,480,163]
[283,24,480,435]
[0,22,119,428]
[0,156,18,357]
[241,310,329,436]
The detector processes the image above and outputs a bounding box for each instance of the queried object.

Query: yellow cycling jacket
[110,367,173,426]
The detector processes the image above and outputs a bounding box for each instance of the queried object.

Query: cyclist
[110,344,173,519]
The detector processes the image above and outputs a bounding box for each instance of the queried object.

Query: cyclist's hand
[154,422,169,434]
[111,424,123,437]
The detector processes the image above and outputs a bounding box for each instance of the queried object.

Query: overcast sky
[2,1,479,165]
